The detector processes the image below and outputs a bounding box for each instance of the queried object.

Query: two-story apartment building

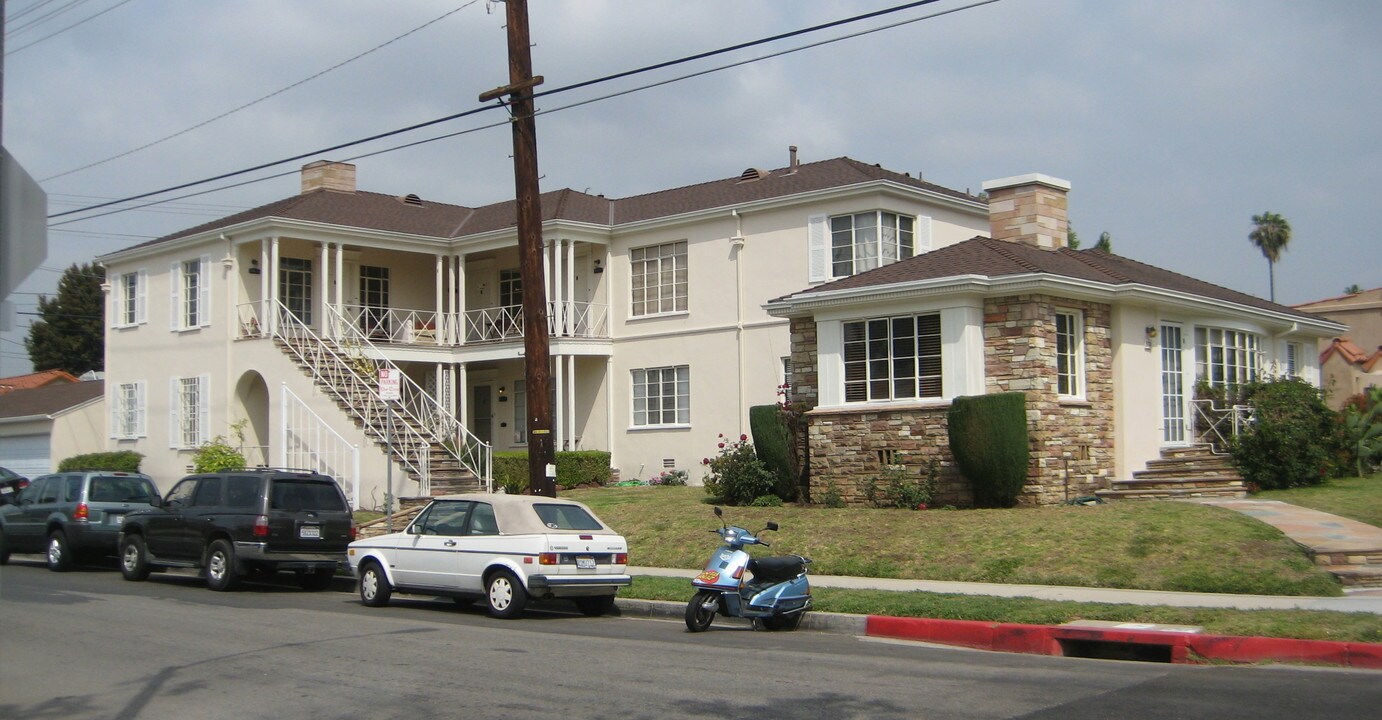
[99,153,991,504]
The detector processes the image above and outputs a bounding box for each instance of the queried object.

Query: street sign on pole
[378,367,401,402]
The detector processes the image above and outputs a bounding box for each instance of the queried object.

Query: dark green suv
[0,471,161,570]
[118,469,355,591]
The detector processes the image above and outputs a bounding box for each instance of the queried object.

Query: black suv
[118,469,355,591]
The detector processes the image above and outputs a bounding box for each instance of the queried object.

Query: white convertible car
[348,493,630,618]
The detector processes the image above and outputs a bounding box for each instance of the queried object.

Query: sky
[2,0,1379,376]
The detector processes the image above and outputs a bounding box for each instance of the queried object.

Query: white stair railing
[323,302,492,493]
[1191,399,1255,454]
[271,300,434,491]
[280,383,361,509]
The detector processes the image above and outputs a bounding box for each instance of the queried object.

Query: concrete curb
[615,598,1382,669]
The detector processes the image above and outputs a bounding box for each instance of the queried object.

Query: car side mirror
[149,496,163,508]
[407,524,421,535]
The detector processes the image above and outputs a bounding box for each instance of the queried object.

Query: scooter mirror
[713,506,723,518]
[766,522,778,532]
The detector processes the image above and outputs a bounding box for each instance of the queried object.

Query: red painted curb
[864,615,1382,669]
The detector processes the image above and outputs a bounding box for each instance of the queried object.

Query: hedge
[947,393,1029,508]
[749,404,797,501]
[58,451,144,473]
[493,450,613,494]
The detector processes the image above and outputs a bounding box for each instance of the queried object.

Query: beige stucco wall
[49,401,107,465]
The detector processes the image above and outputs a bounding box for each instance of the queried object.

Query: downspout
[731,209,747,436]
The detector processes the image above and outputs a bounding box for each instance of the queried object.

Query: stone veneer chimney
[980,173,1071,250]
[300,160,357,194]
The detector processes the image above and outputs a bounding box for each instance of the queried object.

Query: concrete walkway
[630,500,1382,615]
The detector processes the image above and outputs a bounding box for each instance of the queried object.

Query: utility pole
[480,0,556,497]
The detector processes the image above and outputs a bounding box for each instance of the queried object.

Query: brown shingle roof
[106,157,976,256]
[0,380,104,420]
[775,237,1333,324]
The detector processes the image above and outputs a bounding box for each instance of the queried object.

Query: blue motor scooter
[685,506,811,632]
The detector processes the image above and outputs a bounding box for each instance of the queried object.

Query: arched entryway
[234,371,271,466]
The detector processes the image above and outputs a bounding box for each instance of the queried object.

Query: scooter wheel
[685,590,718,632]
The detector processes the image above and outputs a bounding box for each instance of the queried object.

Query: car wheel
[575,595,617,617]
[0,531,10,566]
[204,539,241,591]
[297,570,336,591]
[485,570,528,619]
[685,590,718,632]
[46,530,74,572]
[120,535,151,581]
[760,613,804,632]
[358,561,392,607]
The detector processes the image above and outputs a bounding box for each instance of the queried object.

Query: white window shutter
[112,277,124,329]
[199,256,211,327]
[136,269,148,324]
[807,214,828,283]
[135,381,147,438]
[916,215,933,254]
[197,375,210,446]
[169,262,181,331]
[109,386,121,439]
[169,378,180,448]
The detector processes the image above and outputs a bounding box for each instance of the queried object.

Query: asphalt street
[2,556,1379,720]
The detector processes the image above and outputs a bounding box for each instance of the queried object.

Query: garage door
[0,434,51,478]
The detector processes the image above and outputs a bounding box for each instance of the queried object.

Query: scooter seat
[748,556,805,584]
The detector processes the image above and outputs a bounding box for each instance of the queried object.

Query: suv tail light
[253,514,270,538]
[349,518,358,541]
[73,503,89,522]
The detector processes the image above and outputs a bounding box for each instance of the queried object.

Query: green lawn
[566,486,1341,597]
[1255,473,1382,528]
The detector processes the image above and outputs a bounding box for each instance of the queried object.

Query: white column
[566,353,576,449]
[605,357,614,466]
[435,362,445,415]
[334,243,344,336]
[543,239,552,336]
[455,253,465,345]
[318,242,330,335]
[259,240,269,332]
[458,363,469,428]
[434,254,444,344]
[268,237,281,334]
[554,353,565,451]
[565,239,576,336]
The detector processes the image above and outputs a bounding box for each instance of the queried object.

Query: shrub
[648,469,688,486]
[749,404,797,501]
[193,436,247,473]
[701,433,776,506]
[492,450,613,493]
[749,494,783,507]
[58,451,143,473]
[819,480,846,508]
[861,461,938,509]
[1339,387,1382,477]
[948,393,1030,508]
[1230,377,1339,489]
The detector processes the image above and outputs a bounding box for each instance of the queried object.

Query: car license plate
[299,525,321,539]
[576,556,596,569]
[109,514,124,526]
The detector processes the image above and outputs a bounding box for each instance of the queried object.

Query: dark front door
[359,266,390,338]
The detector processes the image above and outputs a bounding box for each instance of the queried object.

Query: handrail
[280,383,361,509]
[324,302,492,493]
[463,300,609,344]
[270,300,434,492]
[1190,399,1255,454]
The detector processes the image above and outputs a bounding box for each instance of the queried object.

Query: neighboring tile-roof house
[770,236,1334,324]
[111,157,983,254]
[0,380,104,420]
[0,369,79,395]
[1321,338,1382,372]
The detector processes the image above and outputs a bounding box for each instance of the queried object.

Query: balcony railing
[238,300,609,347]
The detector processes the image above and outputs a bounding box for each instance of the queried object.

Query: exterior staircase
[1097,445,1247,501]
[267,300,491,501]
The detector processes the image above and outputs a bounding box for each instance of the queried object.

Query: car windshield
[532,503,603,531]
[0,467,21,481]
[89,476,156,503]
[270,479,346,512]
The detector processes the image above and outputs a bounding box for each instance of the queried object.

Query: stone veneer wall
[788,294,1114,507]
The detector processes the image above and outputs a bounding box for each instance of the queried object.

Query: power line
[5,0,95,38]
[7,0,66,24]
[5,0,133,56]
[47,0,951,222]
[39,1,481,182]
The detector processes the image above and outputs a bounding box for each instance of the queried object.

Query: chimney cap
[981,173,1071,193]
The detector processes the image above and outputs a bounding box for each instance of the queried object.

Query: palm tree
[1248,212,1291,302]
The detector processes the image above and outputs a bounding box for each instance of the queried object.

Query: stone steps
[1327,565,1382,589]
[1098,445,1245,501]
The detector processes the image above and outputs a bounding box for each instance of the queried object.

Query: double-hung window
[110,381,146,440]
[843,313,942,402]
[170,257,210,330]
[632,365,690,426]
[1194,327,1261,388]
[114,270,147,327]
[279,257,314,326]
[170,375,210,449]
[630,241,687,317]
[1055,311,1085,398]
